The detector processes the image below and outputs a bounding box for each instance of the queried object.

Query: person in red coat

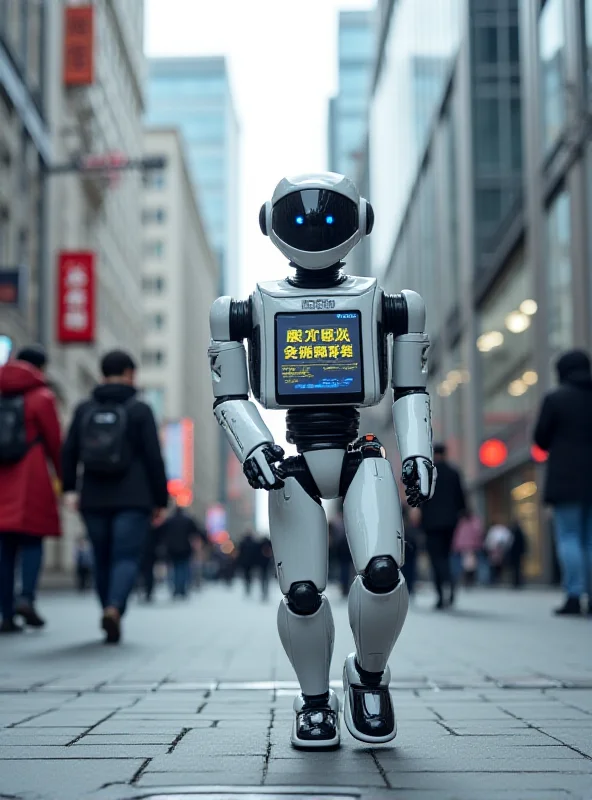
[0,346,62,633]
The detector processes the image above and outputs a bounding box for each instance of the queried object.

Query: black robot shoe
[343,653,397,743]
[291,689,340,749]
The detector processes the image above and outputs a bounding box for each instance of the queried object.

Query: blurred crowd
[0,345,591,645]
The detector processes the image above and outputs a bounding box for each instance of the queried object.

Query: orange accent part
[64,6,94,86]
[531,444,549,463]
[479,438,508,468]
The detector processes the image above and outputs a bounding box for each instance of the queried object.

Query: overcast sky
[145,0,375,528]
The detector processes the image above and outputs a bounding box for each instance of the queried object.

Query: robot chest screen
[274,311,365,405]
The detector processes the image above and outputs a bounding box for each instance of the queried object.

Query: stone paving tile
[1,585,592,800]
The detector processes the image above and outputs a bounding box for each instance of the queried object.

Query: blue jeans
[553,504,592,598]
[83,511,150,615]
[171,558,191,597]
[20,539,43,603]
[0,535,43,621]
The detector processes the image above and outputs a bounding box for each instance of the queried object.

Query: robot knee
[286,581,322,615]
[362,556,400,594]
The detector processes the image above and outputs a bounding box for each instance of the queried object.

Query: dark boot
[101,607,121,643]
[554,597,581,616]
[0,619,24,633]
[15,601,46,628]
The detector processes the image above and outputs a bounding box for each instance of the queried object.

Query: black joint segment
[339,449,363,498]
[229,297,253,341]
[287,581,322,615]
[213,394,248,409]
[259,203,267,235]
[393,388,427,403]
[365,202,375,235]
[302,691,330,708]
[383,293,408,337]
[363,556,400,594]
[354,658,383,688]
[276,455,321,503]
[286,407,359,453]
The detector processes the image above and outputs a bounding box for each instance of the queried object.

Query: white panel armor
[209,172,436,750]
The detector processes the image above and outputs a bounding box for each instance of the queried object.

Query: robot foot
[291,689,341,750]
[343,653,397,744]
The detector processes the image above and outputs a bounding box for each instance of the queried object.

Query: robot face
[272,189,359,253]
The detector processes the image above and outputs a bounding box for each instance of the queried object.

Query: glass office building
[146,57,239,294]
[328,10,375,181]
[363,0,592,581]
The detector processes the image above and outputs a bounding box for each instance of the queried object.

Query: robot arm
[208,296,284,490]
[387,290,436,507]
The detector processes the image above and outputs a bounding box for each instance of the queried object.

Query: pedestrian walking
[237,532,259,595]
[401,505,421,597]
[0,345,62,632]
[420,443,467,609]
[484,521,513,584]
[160,502,206,598]
[534,349,592,615]
[452,507,484,587]
[62,350,168,643]
[506,520,527,589]
[75,536,93,592]
[258,537,274,601]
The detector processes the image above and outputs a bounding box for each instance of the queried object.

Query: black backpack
[0,394,30,464]
[79,398,135,475]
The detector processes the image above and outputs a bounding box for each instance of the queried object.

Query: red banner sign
[57,252,96,343]
[64,6,94,86]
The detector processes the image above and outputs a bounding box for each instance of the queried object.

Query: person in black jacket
[420,443,467,609]
[160,503,207,598]
[534,349,592,616]
[62,350,168,642]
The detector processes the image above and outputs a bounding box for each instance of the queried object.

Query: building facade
[364,0,592,581]
[146,57,240,295]
[0,0,51,360]
[328,10,375,181]
[140,128,220,522]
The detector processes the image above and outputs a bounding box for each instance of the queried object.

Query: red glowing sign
[57,252,96,343]
[531,445,549,463]
[479,438,508,468]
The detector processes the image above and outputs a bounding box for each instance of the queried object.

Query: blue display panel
[275,311,364,404]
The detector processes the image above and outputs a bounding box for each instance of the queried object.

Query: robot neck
[287,262,347,289]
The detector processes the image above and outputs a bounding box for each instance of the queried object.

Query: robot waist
[286,407,360,453]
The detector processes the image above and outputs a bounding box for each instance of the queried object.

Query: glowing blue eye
[295,216,304,225]
[326,215,334,224]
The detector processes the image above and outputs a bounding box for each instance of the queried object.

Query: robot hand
[401,457,436,507]
[243,444,285,491]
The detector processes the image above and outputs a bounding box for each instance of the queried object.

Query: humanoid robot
[208,173,436,749]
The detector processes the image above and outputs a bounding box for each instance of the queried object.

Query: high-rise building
[362,0,592,582]
[140,128,220,520]
[328,11,375,182]
[0,1,51,358]
[145,57,240,295]
[42,0,146,572]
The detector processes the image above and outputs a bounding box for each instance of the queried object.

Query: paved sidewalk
[0,582,591,800]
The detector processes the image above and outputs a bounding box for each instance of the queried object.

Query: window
[474,97,501,169]
[142,275,166,294]
[475,25,498,64]
[145,312,165,331]
[143,240,165,259]
[142,350,165,366]
[539,0,566,154]
[546,189,572,360]
[142,171,166,190]
[478,248,536,452]
[142,208,166,224]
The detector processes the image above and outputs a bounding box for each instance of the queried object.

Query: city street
[0,582,591,800]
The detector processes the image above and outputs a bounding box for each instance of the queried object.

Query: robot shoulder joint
[210,296,253,341]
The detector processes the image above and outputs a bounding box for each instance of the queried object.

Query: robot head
[259,172,374,271]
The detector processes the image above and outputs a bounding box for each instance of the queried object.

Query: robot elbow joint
[363,556,400,594]
[287,581,322,615]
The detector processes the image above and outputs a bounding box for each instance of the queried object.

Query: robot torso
[246,275,389,411]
